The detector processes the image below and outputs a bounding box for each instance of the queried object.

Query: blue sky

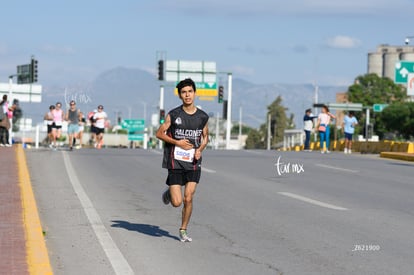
[1,0,414,86]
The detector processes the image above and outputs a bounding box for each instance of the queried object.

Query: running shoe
[179,229,192,242]
[162,188,171,205]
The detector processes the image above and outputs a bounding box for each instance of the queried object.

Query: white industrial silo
[383,52,400,80]
[400,52,414,61]
[367,52,383,76]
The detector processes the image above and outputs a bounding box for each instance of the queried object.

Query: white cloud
[325,35,361,49]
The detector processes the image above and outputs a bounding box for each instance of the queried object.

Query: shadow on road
[111,220,180,241]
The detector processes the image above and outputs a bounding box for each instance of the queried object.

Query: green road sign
[373,104,389,112]
[17,64,31,84]
[121,119,145,131]
[195,82,217,89]
[395,61,414,84]
[128,134,144,141]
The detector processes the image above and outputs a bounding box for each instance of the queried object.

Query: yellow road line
[16,145,53,275]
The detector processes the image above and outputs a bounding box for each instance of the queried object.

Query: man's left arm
[195,124,209,160]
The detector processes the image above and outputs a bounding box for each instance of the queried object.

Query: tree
[245,95,293,149]
[347,74,408,139]
[379,102,414,139]
[348,74,407,105]
[231,124,253,135]
[266,96,289,148]
[245,129,264,149]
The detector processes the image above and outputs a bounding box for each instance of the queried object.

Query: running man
[156,78,209,242]
[77,112,86,148]
[66,100,81,151]
[93,105,107,149]
[44,105,55,146]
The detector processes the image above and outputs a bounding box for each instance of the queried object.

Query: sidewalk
[0,146,28,275]
[0,146,53,275]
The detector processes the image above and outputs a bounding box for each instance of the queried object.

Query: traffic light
[218,85,224,103]
[158,60,164,80]
[159,109,165,124]
[30,58,38,83]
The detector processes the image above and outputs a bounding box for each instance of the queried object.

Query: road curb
[16,145,53,275]
[380,152,414,162]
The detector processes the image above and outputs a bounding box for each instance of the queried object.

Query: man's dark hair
[349,111,355,116]
[176,78,196,94]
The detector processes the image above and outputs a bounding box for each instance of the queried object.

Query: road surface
[26,149,414,274]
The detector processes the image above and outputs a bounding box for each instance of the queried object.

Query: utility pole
[215,112,220,150]
[8,75,16,145]
[158,85,164,149]
[239,105,242,138]
[225,73,232,149]
[267,113,271,150]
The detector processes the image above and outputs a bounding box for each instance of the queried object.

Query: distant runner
[93,105,107,149]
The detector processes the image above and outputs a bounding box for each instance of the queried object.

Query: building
[368,44,414,80]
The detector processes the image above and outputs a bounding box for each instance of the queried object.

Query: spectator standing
[317,105,331,154]
[343,111,358,154]
[303,108,317,151]
[0,95,11,147]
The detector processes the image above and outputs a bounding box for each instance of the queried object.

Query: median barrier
[288,140,413,154]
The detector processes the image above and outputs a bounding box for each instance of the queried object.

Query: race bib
[174,147,195,162]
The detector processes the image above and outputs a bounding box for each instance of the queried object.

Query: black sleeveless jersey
[162,105,209,170]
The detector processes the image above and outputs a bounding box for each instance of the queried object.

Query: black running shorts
[167,169,201,186]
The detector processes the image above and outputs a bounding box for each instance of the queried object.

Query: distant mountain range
[20,67,347,129]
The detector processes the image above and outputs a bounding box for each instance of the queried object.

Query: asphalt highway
[26,148,414,275]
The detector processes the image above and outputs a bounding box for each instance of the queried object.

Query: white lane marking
[202,167,216,173]
[62,152,134,275]
[315,164,359,173]
[278,192,349,211]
